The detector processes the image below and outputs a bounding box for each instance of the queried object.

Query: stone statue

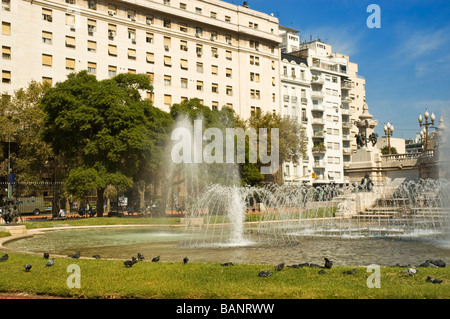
[360,173,374,192]
[369,133,378,146]
[1,197,20,224]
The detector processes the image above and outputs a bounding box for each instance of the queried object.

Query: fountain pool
[4,226,450,266]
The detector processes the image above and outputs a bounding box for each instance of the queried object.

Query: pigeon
[69,251,80,259]
[324,258,333,269]
[124,260,136,267]
[401,268,418,276]
[46,258,55,267]
[137,253,144,261]
[428,259,446,268]
[221,262,233,266]
[418,261,438,268]
[258,270,272,277]
[183,257,189,264]
[0,254,8,262]
[131,257,137,263]
[343,269,357,275]
[152,256,160,262]
[309,263,322,268]
[43,252,49,259]
[92,255,101,259]
[318,269,326,275]
[275,263,285,271]
[287,264,303,269]
[426,276,443,284]
[23,264,32,272]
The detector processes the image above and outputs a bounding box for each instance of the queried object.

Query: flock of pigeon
[254,257,445,284]
[0,252,445,284]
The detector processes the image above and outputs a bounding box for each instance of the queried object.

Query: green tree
[40,71,171,216]
[381,145,398,155]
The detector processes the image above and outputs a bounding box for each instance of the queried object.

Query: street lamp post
[383,122,394,155]
[418,109,436,150]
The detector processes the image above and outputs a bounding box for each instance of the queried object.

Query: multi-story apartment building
[0,0,281,116]
[279,26,368,185]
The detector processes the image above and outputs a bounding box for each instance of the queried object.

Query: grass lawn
[0,217,449,299]
[0,252,449,299]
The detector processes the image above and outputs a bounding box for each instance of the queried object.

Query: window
[211,65,218,75]
[180,59,188,70]
[179,3,186,10]
[42,77,52,85]
[2,46,10,60]
[65,0,75,4]
[225,50,232,60]
[108,44,117,56]
[180,40,188,51]
[108,24,116,38]
[163,0,170,4]
[211,47,218,57]
[250,89,255,99]
[42,31,52,44]
[87,62,96,75]
[128,29,136,42]
[128,48,136,60]
[196,81,203,91]
[196,62,203,73]
[212,101,218,110]
[164,75,171,86]
[127,10,136,21]
[180,78,188,88]
[42,8,52,22]
[65,58,75,71]
[108,65,117,77]
[164,56,172,67]
[2,0,10,11]
[87,40,96,52]
[225,16,231,23]
[146,52,154,64]
[42,54,52,66]
[164,95,171,108]
[195,27,202,37]
[87,19,96,34]
[225,35,232,45]
[128,69,136,74]
[179,23,188,33]
[226,86,232,96]
[255,90,260,100]
[88,0,96,10]
[196,44,203,56]
[163,19,171,28]
[2,21,10,35]
[2,70,11,83]
[210,31,217,41]
[146,72,154,84]
[107,4,116,15]
[164,37,171,50]
[146,33,153,43]
[226,68,232,78]
[65,13,75,27]
[65,36,76,48]
[195,7,202,14]
[211,83,218,93]
[146,15,153,25]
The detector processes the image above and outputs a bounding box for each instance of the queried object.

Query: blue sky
[225,0,450,139]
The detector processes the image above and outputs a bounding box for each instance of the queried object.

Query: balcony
[341,81,352,90]
[312,131,325,139]
[341,107,350,115]
[312,145,326,153]
[341,95,352,103]
[311,117,325,125]
[342,121,352,129]
[312,104,325,112]
[342,134,352,141]
[342,147,352,155]
[311,75,324,85]
[313,161,326,168]
[310,90,324,99]
[283,95,290,102]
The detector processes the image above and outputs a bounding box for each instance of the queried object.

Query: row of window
[39,5,275,53]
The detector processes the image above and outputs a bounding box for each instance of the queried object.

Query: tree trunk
[136,179,146,213]
[97,187,105,217]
